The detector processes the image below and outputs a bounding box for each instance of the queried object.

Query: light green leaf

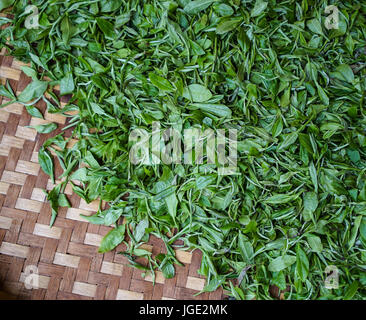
[216,18,242,34]
[190,103,231,117]
[307,19,323,35]
[98,224,125,253]
[90,102,108,116]
[196,175,216,190]
[134,218,149,243]
[28,122,57,134]
[332,64,355,83]
[161,262,175,279]
[61,16,71,44]
[60,73,75,96]
[277,132,298,152]
[165,193,178,221]
[238,233,253,264]
[251,0,268,17]
[349,215,362,249]
[58,194,70,207]
[306,234,323,253]
[96,17,116,39]
[264,193,299,205]
[344,281,359,300]
[184,0,215,15]
[309,162,318,193]
[268,255,296,272]
[183,84,212,102]
[303,192,318,222]
[149,73,174,92]
[0,0,15,11]
[103,208,123,226]
[17,80,48,103]
[21,66,38,80]
[80,213,105,225]
[38,147,54,183]
[70,167,88,182]
[25,105,43,119]
[296,244,309,282]
[316,84,329,105]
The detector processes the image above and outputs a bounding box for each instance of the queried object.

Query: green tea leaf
[60,73,75,96]
[182,84,212,102]
[184,0,215,15]
[309,162,318,193]
[2,0,364,300]
[306,234,323,253]
[196,175,216,190]
[190,103,231,117]
[70,168,88,182]
[268,255,296,272]
[17,80,48,103]
[21,66,38,80]
[134,218,149,243]
[103,208,123,226]
[0,0,15,11]
[296,244,309,282]
[29,122,57,134]
[80,214,105,225]
[96,18,116,39]
[264,193,299,205]
[277,132,298,152]
[61,16,71,44]
[161,262,175,279]
[216,18,242,34]
[98,225,125,253]
[344,281,359,300]
[251,0,268,17]
[307,19,323,35]
[303,192,318,222]
[25,105,43,119]
[58,194,71,207]
[149,73,174,92]
[332,64,355,83]
[90,102,108,116]
[238,234,253,264]
[38,147,54,183]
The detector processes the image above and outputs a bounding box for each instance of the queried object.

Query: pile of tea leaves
[1,0,365,299]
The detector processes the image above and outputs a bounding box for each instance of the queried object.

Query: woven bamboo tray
[0,50,224,300]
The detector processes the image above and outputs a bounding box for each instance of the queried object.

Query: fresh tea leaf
[182,84,212,102]
[98,224,125,253]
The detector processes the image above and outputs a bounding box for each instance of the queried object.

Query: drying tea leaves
[1,0,365,300]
